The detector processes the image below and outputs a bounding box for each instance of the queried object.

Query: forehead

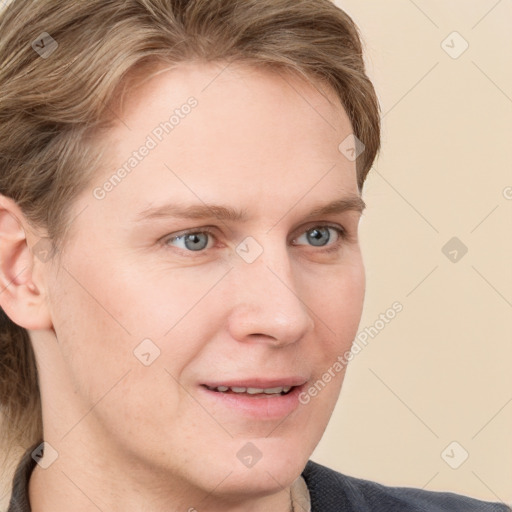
[108,61,352,155]
[84,61,358,223]
[116,60,348,131]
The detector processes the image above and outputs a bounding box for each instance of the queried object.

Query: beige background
[312,0,512,505]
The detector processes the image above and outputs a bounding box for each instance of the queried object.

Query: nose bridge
[226,238,315,345]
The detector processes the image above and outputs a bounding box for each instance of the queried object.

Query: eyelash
[161,223,348,255]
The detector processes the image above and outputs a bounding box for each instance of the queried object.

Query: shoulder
[301,460,511,512]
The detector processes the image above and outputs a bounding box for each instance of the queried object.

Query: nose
[225,245,315,348]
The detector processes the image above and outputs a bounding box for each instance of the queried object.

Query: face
[40,62,365,499]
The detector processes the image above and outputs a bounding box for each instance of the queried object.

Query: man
[0,1,509,510]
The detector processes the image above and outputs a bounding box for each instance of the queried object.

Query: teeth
[207,385,293,395]
[262,387,281,394]
[247,388,264,394]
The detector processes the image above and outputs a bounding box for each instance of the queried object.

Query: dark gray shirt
[7,441,511,511]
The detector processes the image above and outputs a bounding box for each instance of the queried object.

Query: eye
[292,225,346,251]
[163,228,216,252]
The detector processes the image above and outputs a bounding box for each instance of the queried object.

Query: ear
[0,194,53,330]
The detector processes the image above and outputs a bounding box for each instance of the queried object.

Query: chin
[216,435,314,494]
[213,460,305,499]
[172,436,314,499]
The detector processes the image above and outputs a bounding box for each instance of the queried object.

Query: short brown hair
[0,0,380,465]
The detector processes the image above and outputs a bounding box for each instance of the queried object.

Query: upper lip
[201,377,308,389]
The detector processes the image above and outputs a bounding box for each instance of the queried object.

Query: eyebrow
[134,195,366,223]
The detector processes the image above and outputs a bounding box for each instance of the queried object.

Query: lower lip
[198,384,305,420]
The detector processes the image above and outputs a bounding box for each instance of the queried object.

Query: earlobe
[0,195,53,330]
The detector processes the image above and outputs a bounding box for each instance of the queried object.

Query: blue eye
[165,230,214,252]
[299,226,332,247]
[294,226,342,248]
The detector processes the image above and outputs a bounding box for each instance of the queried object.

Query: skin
[0,62,366,512]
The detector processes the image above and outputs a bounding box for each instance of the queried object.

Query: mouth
[198,378,308,419]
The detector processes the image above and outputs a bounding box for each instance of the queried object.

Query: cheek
[313,258,365,346]
[300,262,364,428]
[48,268,130,397]
[47,249,218,402]
[103,260,230,341]
[46,244,147,405]
[47,263,186,437]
